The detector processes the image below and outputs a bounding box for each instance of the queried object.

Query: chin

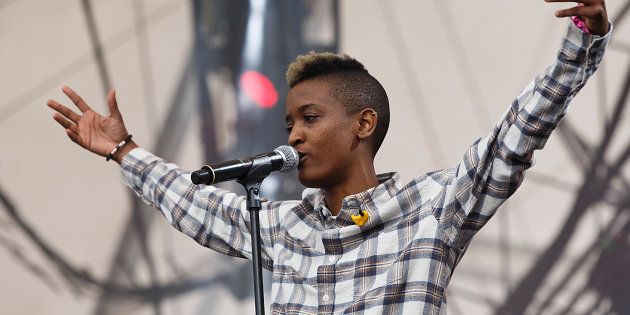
[297,172,319,188]
[297,169,327,189]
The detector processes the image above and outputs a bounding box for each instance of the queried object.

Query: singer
[47,1,611,313]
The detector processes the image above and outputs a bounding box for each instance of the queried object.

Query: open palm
[47,86,129,157]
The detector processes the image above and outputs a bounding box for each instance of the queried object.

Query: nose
[288,125,304,147]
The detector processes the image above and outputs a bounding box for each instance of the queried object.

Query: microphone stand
[236,155,273,315]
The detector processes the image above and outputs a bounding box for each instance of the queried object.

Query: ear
[356,108,378,140]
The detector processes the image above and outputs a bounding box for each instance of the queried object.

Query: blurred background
[1,0,629,314]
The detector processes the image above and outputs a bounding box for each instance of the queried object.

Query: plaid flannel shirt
[121,20,610,314]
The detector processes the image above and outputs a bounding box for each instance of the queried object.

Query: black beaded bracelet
[106,134,133,161]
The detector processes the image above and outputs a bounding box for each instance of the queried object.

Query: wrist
[115,140,139,164]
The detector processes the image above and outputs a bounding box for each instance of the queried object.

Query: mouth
[297,151,307,165]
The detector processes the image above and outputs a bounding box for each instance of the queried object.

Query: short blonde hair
[286,52,363,88]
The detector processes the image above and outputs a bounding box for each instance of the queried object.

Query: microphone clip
[351,210,370,227]
[237,154,273,210]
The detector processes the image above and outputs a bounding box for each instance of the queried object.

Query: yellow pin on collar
[351,210,370,227]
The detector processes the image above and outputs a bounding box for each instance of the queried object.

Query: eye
[285,125,293,134]
[304,115,318,123]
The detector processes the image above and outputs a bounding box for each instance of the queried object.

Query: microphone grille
[274,145,299,173]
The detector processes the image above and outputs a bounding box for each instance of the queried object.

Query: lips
[297,151,308,165]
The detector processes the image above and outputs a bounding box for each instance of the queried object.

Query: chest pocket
[350,205,445,300]
[352,269,405,300]
[350,240,447,308]
[350,224,412,299]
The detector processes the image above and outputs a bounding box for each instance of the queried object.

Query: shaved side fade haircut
[286,52,390,156]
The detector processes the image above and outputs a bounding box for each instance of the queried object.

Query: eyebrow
[285,103,319,124]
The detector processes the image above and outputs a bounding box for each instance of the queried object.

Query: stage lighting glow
[240,70,278,109]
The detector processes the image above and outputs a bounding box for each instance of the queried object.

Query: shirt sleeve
[431,20,611,250]
[120,147,283,269]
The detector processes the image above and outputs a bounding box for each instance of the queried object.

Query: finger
[106,89,122,119]
[62,86,92,113]
[554,5,594,18]
[47,99,81,123]
[53,113,78,133]
[544,0,585,3]
[66,129,81,146]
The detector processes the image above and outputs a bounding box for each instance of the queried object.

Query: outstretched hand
[546,0,609,36]
[47,87,135,162]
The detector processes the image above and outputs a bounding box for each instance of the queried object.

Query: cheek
[316,127,355,162]
[328,122,355,150]
[315,130,346,153]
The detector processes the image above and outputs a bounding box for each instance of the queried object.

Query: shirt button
[328,255,336,263]
[322,293,330,302]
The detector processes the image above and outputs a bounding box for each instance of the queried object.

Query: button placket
[322,293,330,302]
[317,265,335,308]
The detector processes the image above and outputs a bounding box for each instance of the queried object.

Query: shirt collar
[301,173,404,255]
[302,172,402,228]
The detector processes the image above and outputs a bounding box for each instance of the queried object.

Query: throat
[323,174,379,216]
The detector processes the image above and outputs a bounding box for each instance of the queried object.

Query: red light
[240,70,278,109]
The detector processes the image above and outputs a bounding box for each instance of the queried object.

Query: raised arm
[47,87,280,268]
[430,1,611,250]
[120,149,286,268]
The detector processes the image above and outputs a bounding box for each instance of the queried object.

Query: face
[285,79,359,188]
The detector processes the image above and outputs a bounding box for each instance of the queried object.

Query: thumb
[107,89,122,119]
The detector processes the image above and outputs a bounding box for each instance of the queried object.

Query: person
[47,1,611,313]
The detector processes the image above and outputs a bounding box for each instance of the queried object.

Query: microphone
[190,145,299,185]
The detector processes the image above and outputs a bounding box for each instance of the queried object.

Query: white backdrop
[0,0,628,314]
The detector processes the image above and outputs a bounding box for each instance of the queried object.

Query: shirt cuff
[561,18,611,66]
[120,147,164,199]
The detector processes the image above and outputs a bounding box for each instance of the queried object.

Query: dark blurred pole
[80,0,112,97]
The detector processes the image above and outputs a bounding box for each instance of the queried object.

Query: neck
[323,162,379,216]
